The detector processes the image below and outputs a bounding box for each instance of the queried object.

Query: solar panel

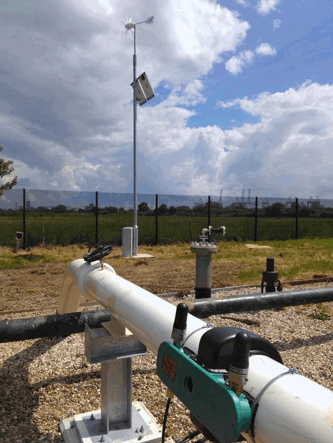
[130,79,147,106]
[138,72,155,102]
[130,72,154,106]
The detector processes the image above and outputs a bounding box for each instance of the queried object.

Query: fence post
[254,196,258,242]
[23,188,26,249]
[295,197,298,240]
[155,194,159,245]
[95,191,98,244]
[208,196,211,242]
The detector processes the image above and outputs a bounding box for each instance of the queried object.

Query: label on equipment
[162,353,177,381]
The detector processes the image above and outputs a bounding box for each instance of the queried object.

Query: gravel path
[0,283,332,443]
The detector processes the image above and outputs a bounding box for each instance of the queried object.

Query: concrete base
[60,402,162,443]
[127,254,155,259]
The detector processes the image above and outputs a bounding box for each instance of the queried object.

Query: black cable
[162,397,172,443]
[176,430,200,443]
[193,438,207,443]
[83,243,113,263]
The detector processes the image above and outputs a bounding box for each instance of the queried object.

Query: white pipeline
[58,259,210,355]
[58,259,333,443]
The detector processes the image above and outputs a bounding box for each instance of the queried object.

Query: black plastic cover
[173,303,188,331]
[231,332,251,370]
[197,326,282,369]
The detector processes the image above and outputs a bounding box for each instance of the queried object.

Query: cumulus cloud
[213,81,333,197]
[0,0,251,195]
[166,80,207,107]
[225,50,254,75]
[226,42,276,75]
[257,0,281,16]
[256,42,277,56]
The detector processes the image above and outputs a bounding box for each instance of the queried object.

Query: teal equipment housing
[157,342,252,443]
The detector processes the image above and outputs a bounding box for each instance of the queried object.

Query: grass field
[2,238,333,286]
[1,213,333,247]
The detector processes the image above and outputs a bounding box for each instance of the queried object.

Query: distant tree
[298,206,316,218]
[85,203,95,213]
[0,146,18,196]
[193,203,205,214]
[138,202,149,213]
[158,204,168,215]
[175,205,193,216]
[107,206,118,214]
[54,204,67,213]
[119,207,126,213]
[168,206,177,215]
[265,202,285,217]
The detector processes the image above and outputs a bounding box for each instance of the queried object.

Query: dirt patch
[245,244,272,249]
[0,259,244,312]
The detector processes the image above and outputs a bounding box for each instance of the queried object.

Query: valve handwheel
[83,243,113,264]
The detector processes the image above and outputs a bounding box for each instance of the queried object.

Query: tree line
[3,200,333,218]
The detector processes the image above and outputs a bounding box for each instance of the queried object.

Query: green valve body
[157,342,252,443]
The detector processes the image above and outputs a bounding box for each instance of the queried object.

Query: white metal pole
[133,26,138,256]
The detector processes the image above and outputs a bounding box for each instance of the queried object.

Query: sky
[1,0,333,200]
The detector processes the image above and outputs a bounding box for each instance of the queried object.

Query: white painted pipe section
[242,355,333,443]
[57,259,210,355]
[58,259,333,443]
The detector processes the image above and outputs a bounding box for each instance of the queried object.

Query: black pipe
[190,287,333,319]
[0,310,110,343]
[2,288,333,342]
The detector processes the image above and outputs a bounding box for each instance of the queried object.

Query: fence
[1,189,333,248]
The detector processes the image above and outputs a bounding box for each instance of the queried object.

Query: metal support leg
[101,358,132,433]
[59,316,163,443]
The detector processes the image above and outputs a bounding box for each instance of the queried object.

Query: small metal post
[14,232,23,254]
[155,194,158,245]
[95,191,99,244]
[23,188,26,250]
[208,196,211,242]
[295,197,298,240]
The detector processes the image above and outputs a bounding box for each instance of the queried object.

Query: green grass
[1,239,333,289]
[1,213,333,248]
[308,303,330,321]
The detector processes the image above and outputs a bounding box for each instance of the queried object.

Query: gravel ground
[0,283,332,443]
